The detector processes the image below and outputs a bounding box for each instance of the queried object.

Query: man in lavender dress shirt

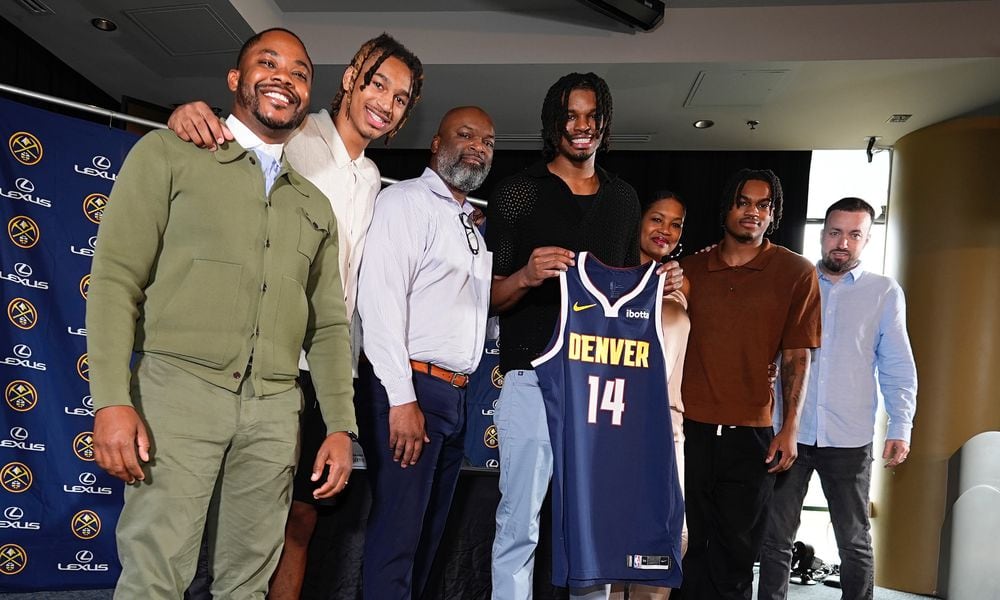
[757,197,918,600]
[355,106,495,600]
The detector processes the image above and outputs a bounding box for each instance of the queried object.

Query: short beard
[437,146,490,193]
[237,79,304,132]
[725,223,757,244]
[821,255,858,273]
[558,131,598,163]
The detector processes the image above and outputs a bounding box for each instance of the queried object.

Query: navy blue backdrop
[0,96,138,591]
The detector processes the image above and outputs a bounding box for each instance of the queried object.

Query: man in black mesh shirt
[486,72,683,600]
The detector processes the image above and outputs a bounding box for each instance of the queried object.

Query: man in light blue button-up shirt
[759,197,918,600]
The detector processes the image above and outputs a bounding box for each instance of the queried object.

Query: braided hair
[719,168,784,234]
[330,33,423,143]
[540,72,613,161]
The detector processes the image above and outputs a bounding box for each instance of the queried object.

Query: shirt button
[249,157,256,165]
[233,371,242,379]
[262,283,268,293]
[265,239,271,248]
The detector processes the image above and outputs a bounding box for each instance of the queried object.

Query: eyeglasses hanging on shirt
[460,212,480,255]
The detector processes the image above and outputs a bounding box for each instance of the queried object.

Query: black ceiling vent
[14,0,54,15]
[577,0,664,32]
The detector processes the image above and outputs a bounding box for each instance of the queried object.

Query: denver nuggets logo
[0,462,33,493]
[491,365,504,389]
[71,509,101,540]
[79,274,90,299]
[484,425,499,449]
[7,216,39,249]
[76,353,89,382]
[5,380,37,412]
[0,543,27,575]
[8,132,42,166]
[7,298,38,330]
[82,193,108,224]
[73,431,95,461]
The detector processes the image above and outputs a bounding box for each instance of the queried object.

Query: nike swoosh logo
[572,302,597,312]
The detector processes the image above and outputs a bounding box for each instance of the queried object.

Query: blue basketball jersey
[532,252,683,589]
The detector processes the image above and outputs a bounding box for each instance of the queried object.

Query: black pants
[681,419,775,600]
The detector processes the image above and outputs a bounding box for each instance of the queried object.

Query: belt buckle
[449,371,464,388]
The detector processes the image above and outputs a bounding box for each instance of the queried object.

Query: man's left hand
[311,431,353,499]
[883,439,910,468]
[657,260,683,293]
[766,428,798,473]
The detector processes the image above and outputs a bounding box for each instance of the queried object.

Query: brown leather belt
[409,359,470,388]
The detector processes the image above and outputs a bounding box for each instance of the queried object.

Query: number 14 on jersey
[587,375,626,426]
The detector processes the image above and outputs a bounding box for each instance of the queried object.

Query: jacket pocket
[147,259,243,367]
[297,208,327,263]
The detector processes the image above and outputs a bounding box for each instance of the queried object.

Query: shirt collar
[312,110,357,168]
[525,160,617,185]
[420,167,474,214]
[706,238,775,271]
[226,114,283,163]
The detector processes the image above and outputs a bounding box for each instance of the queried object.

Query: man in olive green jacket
[86,28,354,599]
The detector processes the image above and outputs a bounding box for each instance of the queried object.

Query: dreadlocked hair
[719,168,785,234]
[330,33,424,144]
[540,72,613,161]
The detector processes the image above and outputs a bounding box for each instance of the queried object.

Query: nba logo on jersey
[532,252,683,589]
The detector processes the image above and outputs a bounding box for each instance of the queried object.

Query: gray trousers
[757,443,875,600]
[114,355,301,600]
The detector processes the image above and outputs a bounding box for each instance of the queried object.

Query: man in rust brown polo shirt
[680,168,821,600]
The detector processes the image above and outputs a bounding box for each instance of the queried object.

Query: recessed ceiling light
[91,17,117,32]
[692,119,714,129]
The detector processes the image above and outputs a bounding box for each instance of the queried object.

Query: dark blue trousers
[356,359,467,600]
